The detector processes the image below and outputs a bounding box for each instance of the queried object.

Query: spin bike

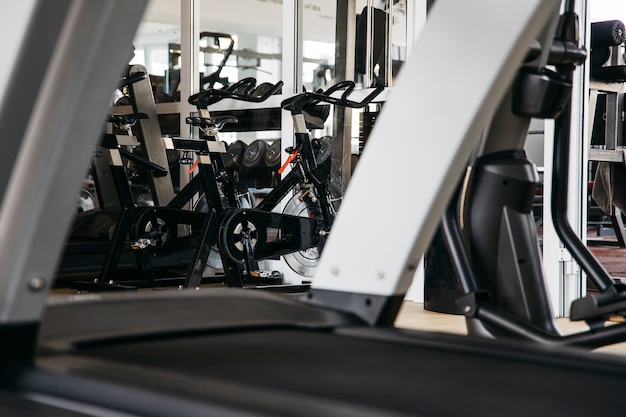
[186,80,384,287]
[71,77,283,291]
[123,78,285,289]
[65,70,188,288]
[442,5,626,348]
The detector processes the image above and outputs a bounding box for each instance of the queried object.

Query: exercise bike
[68,75,284,291]
[186,80,384,287]
[63,71,192,289]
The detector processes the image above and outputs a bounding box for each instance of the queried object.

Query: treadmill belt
[63,328,626,417]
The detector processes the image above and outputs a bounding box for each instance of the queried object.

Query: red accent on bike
[188,159,200,175]
[278,150,298,174]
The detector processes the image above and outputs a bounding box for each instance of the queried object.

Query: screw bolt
[29,277,46,292]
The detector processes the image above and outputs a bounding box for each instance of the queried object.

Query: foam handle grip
[591,20,626,48]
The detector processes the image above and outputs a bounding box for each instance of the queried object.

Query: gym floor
[394,235,626,357]
[394,300,626,356]
[50,227,626,357]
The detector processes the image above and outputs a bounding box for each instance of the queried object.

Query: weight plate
[264,140,281,169]
[242,139,268,170]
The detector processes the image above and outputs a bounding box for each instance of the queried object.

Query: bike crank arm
[218,209,326,264]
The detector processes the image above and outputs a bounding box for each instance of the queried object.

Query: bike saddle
[107,112,148,126]
[185,115,238,130]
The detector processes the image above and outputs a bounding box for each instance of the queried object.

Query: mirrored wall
[127,0,415,103]
[122,0,424,196]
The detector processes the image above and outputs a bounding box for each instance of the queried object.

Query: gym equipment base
[11,289,626,417]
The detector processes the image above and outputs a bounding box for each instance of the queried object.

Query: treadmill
[2,1,626,416]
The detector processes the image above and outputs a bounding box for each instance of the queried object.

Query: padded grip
[591,20,626,48]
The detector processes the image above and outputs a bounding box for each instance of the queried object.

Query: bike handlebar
[281,81,384,113]
[188,78,284,108]
[118,71,146,89]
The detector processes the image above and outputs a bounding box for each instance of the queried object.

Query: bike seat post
[116,121,132,135]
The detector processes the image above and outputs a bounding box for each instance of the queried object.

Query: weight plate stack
[242,139,268,171]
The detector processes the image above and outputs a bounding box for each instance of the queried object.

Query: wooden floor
[390,231,626,358]
[394,301,626,357]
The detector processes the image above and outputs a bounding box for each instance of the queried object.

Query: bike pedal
[246,270,283,285]
[131,238,151,250]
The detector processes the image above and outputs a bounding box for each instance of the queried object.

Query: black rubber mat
[67,327,626,417]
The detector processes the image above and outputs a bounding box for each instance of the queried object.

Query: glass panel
[125,0,182,103]
[354,0,408,87]
[303,1,337,92]
[199,32,236,90]
[302,1,408,90]
[197,0,284,193]
[199,1,283,88]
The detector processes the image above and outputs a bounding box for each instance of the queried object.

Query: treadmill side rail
[308,0,562,324]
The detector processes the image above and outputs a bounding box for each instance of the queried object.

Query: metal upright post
[0,0,147,329]
[128,64,177,206]
[331,0,357,202]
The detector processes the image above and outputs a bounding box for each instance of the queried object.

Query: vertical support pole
[406,0,427,56]
[544,0,589,318]
[604,93,620,149]
[92,142,121,209]
[180,0,200,132]
[568,0,590,313]
[543,119,561,313]
[330,0,356,205]
[282,0,302,96]
[543,0,595,317]
[403,0,428,302]
[128,65,177,205]
[385,0,394,86]
[365,0,374,87]
[281,0,302,175]
[0,0,147,324]
[180,0,200,194]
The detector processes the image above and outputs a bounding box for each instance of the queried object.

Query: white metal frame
[0,0,147,323]
[312,0,562,298]
[542,0,589,318]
